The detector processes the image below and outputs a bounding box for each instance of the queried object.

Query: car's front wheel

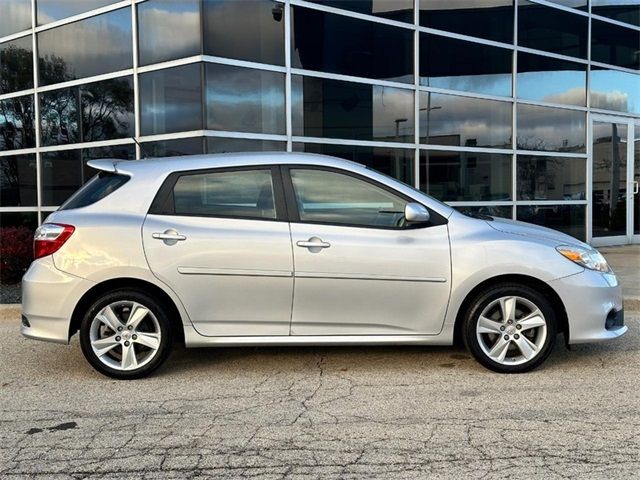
[79,289,173,379]
[463,283,557,373]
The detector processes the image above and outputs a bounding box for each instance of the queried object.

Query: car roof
[87,152,363,175]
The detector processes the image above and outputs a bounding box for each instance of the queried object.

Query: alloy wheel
[475,295,548,366]
[89,300,161,371]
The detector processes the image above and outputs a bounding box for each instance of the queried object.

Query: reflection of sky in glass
[138,0,200,66]
[205,64,285,134]
[37,0,117,24]
[422,74,512,98]
[420,92,512,148]
[517,104,586,152]
[518,71,586,106]
[591,69,640,114]
[0,0,32,37]
[37,8,132,85]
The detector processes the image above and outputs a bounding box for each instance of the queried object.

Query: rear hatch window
[59,172,129,210]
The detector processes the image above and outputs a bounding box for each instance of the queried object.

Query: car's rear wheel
[463,284,557,373]
[79,290,173,379]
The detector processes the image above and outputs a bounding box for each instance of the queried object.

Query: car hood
[486,216,588,248]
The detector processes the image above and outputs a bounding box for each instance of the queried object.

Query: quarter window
[173,169,276,219]
[289,169,408,228]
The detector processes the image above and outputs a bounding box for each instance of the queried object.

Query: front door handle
[152,229,186,245]
[634,181,639,195]
[296,237,331,250]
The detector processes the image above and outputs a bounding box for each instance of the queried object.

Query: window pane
[456,205,513,219]
[419,0,513,44]
[592,121,628,237]
[0,95,35,151]
[206,137,286,153]
[41,149,82,205]
[140,64,203,136]
[0,154,36,206]
[517,155,585,200]
[419,34,512,97]
[40,87,79,146]
[0,0,31,38]
[204,0,285,66]
[40,76,134,146]
[292,76,414,142]
[143,137,205,157]
[590,68,640,115]
[309,0,414,23]
[518,1,588,59]
[517,204,585,241]
[41,145,135,206]
[294,143,414,185]
[0,35,33,95]
[205,64,285,134]
[592,1,640,28]
[591,20,640,70]
[37,0,117,25]
[419,92,512,148]
[517,52,586,106]
[173,169,276,219]
[291,6,413,83]
[38,8,133,86]
[290,168,408,227]
[421,151,512,201]
[516,104,585,152]
[81,77,134,142]
[138,0,201,66]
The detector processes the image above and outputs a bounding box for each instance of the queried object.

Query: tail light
[33,223,75,260]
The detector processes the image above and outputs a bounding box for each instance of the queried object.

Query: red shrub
[0,226,34,284]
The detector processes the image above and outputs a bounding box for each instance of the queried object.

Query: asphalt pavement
[0,305,638,479]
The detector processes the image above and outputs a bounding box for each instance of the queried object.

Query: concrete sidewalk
[600,245,640,312]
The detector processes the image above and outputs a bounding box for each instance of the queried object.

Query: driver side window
[289,168,408,228]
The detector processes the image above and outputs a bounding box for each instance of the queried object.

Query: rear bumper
[551,270,627,344]
[21,257,94,344]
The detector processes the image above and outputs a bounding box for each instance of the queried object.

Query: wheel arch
[69,277,186,344]
[452,274,569,346]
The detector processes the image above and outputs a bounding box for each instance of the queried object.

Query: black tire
[462,283,557,373]
[79,289,173,379]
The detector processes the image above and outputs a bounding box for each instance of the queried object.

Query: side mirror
[404,202,430,223]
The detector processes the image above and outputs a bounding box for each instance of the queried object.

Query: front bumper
[21,256,94,344]
[550,270,627,344]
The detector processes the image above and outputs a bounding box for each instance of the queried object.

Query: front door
[284,167,451,336]
[590,115,638,246]
[143,166,293,336]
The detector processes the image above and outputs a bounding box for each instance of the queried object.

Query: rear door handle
[296,237,330,249]
[152,229,186,245]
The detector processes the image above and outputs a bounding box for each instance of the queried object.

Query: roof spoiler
[86,159,134,175]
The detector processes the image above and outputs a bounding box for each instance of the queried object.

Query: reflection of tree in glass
[0,97,35,151]
[38,54,73,86]
[39,55,133,145]
[40,88,79,145]
[0,45,32,94]
[82,78,134,142]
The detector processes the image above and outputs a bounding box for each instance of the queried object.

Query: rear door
[283,166,451,335]
[143,166,293,336]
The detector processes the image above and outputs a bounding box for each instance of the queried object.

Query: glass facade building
[1,0,639,249]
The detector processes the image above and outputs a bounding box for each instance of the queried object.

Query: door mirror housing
[404,202,430,223]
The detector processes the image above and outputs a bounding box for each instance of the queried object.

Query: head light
[556,245,612,273]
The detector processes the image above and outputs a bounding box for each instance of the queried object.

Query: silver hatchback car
[21,153,626,378]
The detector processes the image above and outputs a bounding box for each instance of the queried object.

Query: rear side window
[59,172,129,210]
[172,169,276,219]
